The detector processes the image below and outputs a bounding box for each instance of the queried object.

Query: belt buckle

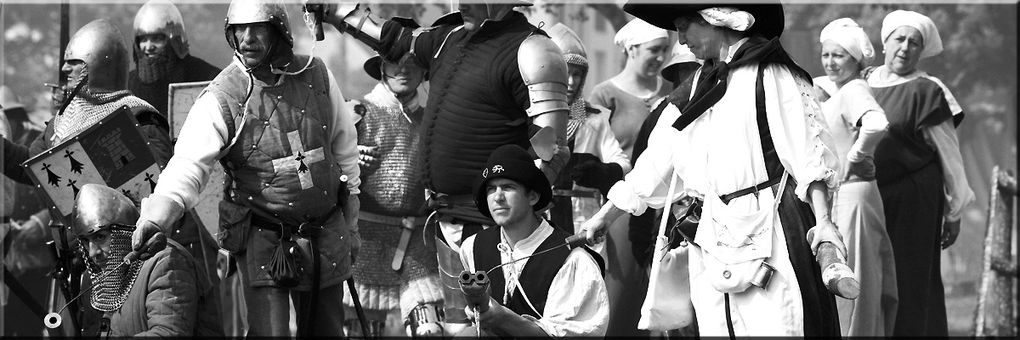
[297,222,321,238]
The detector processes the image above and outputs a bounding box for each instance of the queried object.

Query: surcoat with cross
[206,56,345,226]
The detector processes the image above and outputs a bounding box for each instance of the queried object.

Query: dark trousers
[235,252,346,337]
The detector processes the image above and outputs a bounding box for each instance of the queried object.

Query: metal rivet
[247,196,253,200]
[288,202,294,207]
[332,262,337,267]
[252,144,258,149]
[308,84,313,88]
[301,109,306,113]
[263,121,269,126]
[260,265,265,270]
[722,270,731,279]
[277,95,282,100]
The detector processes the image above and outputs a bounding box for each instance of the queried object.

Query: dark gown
[870,76,955,337]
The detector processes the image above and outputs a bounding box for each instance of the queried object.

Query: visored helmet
[133,0,190,60]
[64,19,130,92]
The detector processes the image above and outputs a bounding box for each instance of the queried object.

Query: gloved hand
[570,153,624,195]
[343,194,361,263]
[129,194,183,262]
[311,1,361,28]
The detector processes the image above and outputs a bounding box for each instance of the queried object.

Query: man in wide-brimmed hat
[581,1,845,336]
[318,0,572,328]
[457,144,608,337]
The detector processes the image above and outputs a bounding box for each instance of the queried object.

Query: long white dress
[815,77,899,336]
[607,39,840,336]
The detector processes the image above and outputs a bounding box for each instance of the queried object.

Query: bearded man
[128,0,220,117]
[129,0,361,336]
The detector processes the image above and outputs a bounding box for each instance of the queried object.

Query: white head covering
[614,18,669,49]
[881,10,943,59]
[666,42,700,66]
[698,7,755,32]
[819,18,875,65]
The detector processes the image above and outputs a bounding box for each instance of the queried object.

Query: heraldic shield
[22,105,162,221]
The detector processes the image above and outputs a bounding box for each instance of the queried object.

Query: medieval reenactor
[128,0,221,117]
[128,0,361,336]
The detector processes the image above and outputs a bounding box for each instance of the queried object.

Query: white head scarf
[698,7,755,32]
[881,10,943,59]
[819,18,875,65]
[614,18,669,49]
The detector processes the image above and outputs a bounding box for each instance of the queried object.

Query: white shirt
[459,220,610,337]
[153,60,361,210]
[608,61,839,217]
[572,105,631,173]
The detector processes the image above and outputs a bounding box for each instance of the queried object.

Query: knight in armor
[1,18,222,335]
[318,1,570,328]
[129,0,221,117]
[130,0,361,336]
[69,184,221,336]
[3,19,172,177]
[544,23,631,239]
[459,144,608,337]
[342,54,444,336]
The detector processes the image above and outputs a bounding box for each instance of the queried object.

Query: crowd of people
[1,0,974,337]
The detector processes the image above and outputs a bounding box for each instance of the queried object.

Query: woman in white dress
[813,18,898,337]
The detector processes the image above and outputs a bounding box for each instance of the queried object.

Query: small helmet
[71,184,139,240]
[547,23,587,68]
[64,19,130,92]
[133,0,190,60]
[224,0,293,50]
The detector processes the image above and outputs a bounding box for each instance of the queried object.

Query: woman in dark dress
[866,10,974,336]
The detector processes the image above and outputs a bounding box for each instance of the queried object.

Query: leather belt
[552,189,601,199]
[358,211,427,271]
[251,212,334,239]
[719,176,783,205]
[358,211,427,227]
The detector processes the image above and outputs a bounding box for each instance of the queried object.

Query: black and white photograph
[1,0,1015,337]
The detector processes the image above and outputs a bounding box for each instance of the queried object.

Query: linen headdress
[820,18,875,65]
[881,10,943,59]
[614,18,669,49]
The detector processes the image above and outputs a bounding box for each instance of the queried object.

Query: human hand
[357,145,379,171]
[941,219,961,249]
[844,157,875,182]
[128,220,167,262]
[806,220,845,257]
[581,215,608,246]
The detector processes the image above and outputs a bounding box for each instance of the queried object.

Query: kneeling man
[458,144,609,337]
[72,184,220,336]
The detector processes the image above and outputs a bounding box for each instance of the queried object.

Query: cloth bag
[638,172,695,331]
[699,173,787,293]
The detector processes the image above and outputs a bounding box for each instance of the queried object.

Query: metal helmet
[224,0,293,50]
[133,0,190,60]
[71,184,139,239]
[547,23,587,68]
[64,19,130,92]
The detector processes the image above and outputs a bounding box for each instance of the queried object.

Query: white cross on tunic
[271,131,325,190]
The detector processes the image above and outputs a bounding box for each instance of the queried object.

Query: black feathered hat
[623,1,786,39]
[473,144,552,218]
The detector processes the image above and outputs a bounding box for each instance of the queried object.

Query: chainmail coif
[79,228,143,312]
